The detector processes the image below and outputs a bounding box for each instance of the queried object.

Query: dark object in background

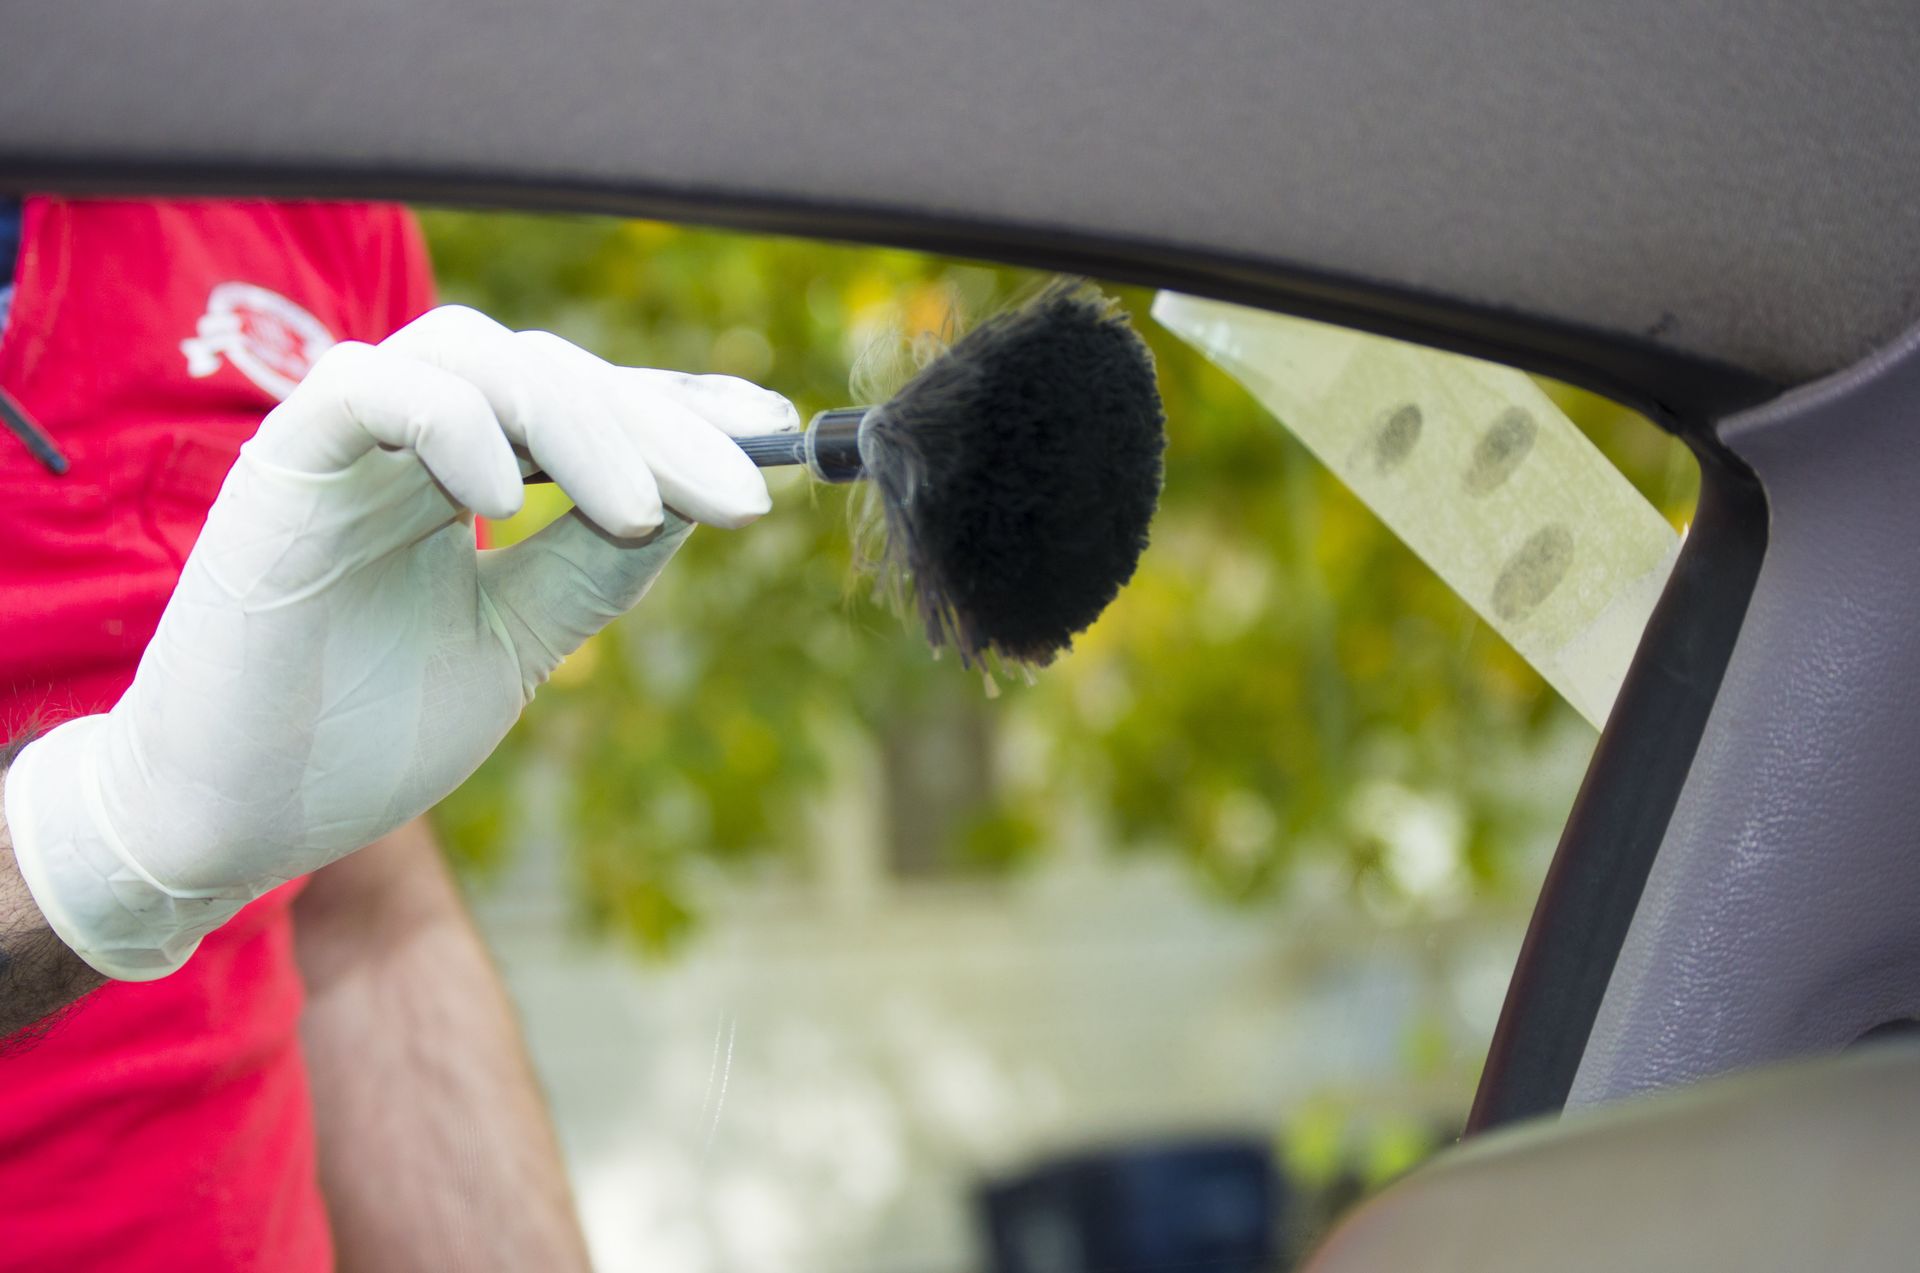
[529,281,1166,669]
[978,1137,1283,1273]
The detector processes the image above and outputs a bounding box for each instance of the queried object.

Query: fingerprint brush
[534,281,1166,668]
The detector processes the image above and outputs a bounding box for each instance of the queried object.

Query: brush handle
[733,432,810,468]
[522,406,868,486]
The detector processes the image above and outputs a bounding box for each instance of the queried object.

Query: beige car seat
[1305,1042,1920,1272]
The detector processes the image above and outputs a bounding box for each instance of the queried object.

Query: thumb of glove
[476,509,694,700]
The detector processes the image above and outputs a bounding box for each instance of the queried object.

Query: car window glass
[419,208,1699,1271]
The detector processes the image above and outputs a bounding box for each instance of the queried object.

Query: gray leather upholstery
[1571,320,1920,1104]
[1309,1043,1920,1273]
[1,1,1916,387]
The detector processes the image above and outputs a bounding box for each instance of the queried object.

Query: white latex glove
[3,305,797,980]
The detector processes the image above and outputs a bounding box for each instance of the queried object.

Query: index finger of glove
[627,369,802,438]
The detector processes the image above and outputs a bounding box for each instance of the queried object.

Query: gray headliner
[1,0,1916,390]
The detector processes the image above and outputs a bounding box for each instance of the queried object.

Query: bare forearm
[295,818,590,1273]
[0,753,104,1043]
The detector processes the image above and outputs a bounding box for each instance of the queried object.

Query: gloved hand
[3,305,797,980]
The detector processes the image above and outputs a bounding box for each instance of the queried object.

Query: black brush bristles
[858,281,1166,667]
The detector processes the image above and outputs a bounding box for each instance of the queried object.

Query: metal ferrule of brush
[732,407,868,483]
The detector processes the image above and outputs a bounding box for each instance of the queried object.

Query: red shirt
[0,198,437,1270]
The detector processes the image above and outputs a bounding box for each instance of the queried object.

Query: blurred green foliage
[419,210,1696,955]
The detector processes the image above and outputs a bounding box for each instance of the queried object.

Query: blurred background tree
[420,210,1696,956]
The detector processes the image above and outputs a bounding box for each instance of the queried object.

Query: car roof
[4,1,1915,422]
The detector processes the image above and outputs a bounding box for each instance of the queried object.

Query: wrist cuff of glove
[5,717,252,982]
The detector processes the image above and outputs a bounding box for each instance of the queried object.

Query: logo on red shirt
[180,282,335,401]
